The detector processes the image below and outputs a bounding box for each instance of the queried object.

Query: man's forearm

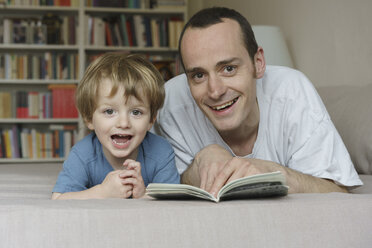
[283,166,348,193]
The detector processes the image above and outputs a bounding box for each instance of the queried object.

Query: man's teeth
[212,98,238,110]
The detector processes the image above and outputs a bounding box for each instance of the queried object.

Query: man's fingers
[208,165,234,196]
[201,162,220,191]
[225,160,252,185]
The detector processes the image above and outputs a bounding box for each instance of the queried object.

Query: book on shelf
[1,17,75,45]
[42,14,63,44]
[86,0,144,8]
[152,0,186,9]
[0,125,77,159]
[85,14,180,49]
[0,88,79,119]
[133,15,146,47]
[4,0,79,6]
[48,84,78,118]
[146,171,289,202]
[0,92,12,118]
[0,52,78,80]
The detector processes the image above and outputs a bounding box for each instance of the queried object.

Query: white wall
[189,0,372,87]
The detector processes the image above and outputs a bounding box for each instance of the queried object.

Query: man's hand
[182,144,348,197]
[119,159,146,198]
[188,144,281,196]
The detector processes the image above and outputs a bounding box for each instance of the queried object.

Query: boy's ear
[147,116,157,131]
[85,118,94,130]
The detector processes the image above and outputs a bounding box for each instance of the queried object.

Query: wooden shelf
[0,1,188,162]
[0,158,66,164]
[0,79,79,85]
[0,118,79,124]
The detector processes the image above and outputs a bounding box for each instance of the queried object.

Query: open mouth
[111,134,132,145]
[210,97,239,111]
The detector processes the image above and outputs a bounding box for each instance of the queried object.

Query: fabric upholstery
[317,84,372,175]
[0,163,372,248]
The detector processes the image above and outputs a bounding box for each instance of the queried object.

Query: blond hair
[76,52,165,123]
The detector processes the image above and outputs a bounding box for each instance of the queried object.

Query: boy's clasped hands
[100,159,145,199]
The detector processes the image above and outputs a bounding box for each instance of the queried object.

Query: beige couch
[1,84,372,248]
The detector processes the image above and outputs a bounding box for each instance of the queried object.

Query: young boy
[52,53,180,200]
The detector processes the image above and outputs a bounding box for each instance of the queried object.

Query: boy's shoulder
[142,132,173,156]
[71,132,99,157]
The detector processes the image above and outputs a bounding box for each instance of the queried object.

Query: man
[153,7,362,196]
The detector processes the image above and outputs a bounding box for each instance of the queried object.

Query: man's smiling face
[181,19,260,134]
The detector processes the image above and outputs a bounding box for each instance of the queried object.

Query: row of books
[0,52,79,80]
[85,53,182,81]
[86,14,184,48]
[1,15,77,45]
[0,124,78,159]
[86,0,145,8]
[152,0,186,9]
[4,0,79,6]
[0,85,78,119]
[5,0,185,8]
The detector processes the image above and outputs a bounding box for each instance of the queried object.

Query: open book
[146,171,289,202]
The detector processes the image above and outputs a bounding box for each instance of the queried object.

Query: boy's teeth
[112,134,131,144]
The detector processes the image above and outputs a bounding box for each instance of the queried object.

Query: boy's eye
[131,109,142,116]
[104,109,114,115]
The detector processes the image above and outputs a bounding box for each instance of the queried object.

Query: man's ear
[254,46,266,79]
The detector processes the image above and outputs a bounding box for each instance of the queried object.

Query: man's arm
[182,144,347,196]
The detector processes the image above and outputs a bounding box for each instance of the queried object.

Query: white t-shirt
[153,66,362,187]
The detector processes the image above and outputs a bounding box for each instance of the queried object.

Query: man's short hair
[179,7,258,67]
[76,52,164,123]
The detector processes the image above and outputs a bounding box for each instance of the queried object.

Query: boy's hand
[119,159,146,198]
[100,170,133,198]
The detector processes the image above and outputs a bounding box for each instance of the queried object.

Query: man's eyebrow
[215,57,240,68]
[185,58,241,74]
[185,67,203,74]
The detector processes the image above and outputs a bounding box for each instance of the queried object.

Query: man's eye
[104,109,114,115]
[224,65,236,73]
[192,72,205,82]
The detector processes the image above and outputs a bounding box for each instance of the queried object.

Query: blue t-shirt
[53,132,180,193]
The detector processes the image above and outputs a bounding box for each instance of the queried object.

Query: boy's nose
[116,114,130,129]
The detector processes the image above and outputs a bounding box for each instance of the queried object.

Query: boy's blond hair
[76,52,165,124]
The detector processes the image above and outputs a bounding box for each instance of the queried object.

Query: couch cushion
[317,84,372,175]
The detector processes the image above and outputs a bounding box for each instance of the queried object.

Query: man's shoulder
[163,73,194,107]
[260,66,316,99]
[263,66,309,86]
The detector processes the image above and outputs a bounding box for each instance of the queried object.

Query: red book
[16,91,28,118]
[105,22,113,46]
[48,84,78,118]
[126,19,134,46]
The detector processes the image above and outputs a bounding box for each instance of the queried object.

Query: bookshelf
[0,0,188,163]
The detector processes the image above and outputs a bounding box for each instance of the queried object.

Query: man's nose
[207,75,226,99]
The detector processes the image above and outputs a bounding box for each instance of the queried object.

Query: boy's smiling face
[87,78,153,168]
